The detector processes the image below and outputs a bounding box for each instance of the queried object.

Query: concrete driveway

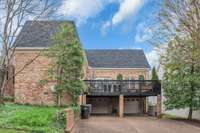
[72,116,200,133]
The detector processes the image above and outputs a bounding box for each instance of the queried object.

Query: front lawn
[0,103,63,132]
[162,114,179,119]
[0,128,28,133]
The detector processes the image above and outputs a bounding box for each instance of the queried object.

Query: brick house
[7,20,161,117]
[84,50,161,117]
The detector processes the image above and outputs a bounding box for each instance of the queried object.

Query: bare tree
[149,0,200,120]
[150,0,200,46]
[0,0,55,103]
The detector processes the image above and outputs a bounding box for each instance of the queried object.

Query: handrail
[84,80,161,96]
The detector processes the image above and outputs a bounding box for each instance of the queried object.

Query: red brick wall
[14,50,72,105]
[13,49,150,105]
[86,67,150,80]
[65,108,75,132]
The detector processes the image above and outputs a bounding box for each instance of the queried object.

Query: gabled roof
[85,49,150,69]
[15,21,150,69]
[14,20,76,47]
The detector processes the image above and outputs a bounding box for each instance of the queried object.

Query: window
[116,74,123,80]
[138,75,145,80]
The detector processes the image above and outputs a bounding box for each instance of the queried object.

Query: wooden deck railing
[84,80,161,96]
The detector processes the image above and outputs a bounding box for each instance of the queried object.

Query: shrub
[3,96,14,102]
[53,110,66,132]
[116,74,123,80]
[53,105,80,132]
[138,75,144,80]
[71,105,80,120]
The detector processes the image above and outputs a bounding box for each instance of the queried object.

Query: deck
[84,80,161,96]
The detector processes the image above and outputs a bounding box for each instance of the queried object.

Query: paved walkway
[72,116,200,133]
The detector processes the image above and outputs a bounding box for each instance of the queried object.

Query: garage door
[124,98,143,114]
[87,98,112,114]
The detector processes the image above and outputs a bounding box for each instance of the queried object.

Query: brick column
[77,95,82,105]
[145,97,148,114]
[143,97,148,114]
[82,94,86,105]
[65,108,74,133]
[119,95,124,118]
[157,95,162,118]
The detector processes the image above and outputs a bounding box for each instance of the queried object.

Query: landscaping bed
[0,103,64,133]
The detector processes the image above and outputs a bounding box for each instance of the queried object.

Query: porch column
[119,95,124,118]
[82,94,86,105]
[156,95,162,118]
[78,95,83,105]
[143,97,148,114]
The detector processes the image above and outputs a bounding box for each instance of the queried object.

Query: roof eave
[88,67,151,70]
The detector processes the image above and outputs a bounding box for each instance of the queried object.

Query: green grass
[162,114,180,119]
[0,103,63,132]
[0,128,28,133]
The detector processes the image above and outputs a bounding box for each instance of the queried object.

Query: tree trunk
[188,63,194,120]
[188,107,193,120]
[0,72,7,104]
[0,97,4,104]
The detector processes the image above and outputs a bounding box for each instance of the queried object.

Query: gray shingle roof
[15,21,150,69]
[14,20,76,47]
[85,49,150,68]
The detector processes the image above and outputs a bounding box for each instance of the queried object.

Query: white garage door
[124,98,142,114]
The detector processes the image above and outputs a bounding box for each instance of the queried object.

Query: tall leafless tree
[150,0,200,46]
[149,0,200,120]
[0,0,56,103]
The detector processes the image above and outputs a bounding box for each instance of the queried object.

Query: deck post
[119,95,124,118]
[82,94,86,105]
[78,95,83,105]
[144,97,148,114]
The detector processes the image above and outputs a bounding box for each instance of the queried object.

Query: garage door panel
[124,98,143,114]
[87,98,112,114]
[92,98,109,114]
